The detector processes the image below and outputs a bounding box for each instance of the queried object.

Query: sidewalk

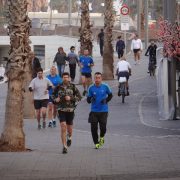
[0,38,180,180]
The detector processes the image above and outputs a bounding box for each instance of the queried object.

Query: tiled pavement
[0,36,180,180]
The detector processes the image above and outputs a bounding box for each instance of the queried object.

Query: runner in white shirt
[116,56,131,96]
[29,68,53,129]
[131,34,143,65]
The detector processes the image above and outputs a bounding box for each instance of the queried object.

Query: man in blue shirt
[79,49,94,96]
[46,66,62,127]
[87,72,113,149]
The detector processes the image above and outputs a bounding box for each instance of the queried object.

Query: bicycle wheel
[122,93,125,103]
[120,82,126,103]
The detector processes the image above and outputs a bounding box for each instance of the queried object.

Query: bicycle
[148,56,156,76]
[118,77,127,103]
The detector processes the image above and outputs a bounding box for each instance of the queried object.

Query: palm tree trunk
[103,0,115,80]
[0,0,31,151]
[79,0,93,55]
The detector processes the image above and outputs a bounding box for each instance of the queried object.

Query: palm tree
[79,0,93,55]
[0,0,31,151]
[102,0,115,80]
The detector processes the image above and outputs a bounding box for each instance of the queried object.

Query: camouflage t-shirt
[52,83,82,112]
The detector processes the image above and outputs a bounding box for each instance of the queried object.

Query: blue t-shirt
[79,56,94,73]
[87,83,112,112]
[46,74,62,95]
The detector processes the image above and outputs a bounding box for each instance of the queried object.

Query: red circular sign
[120,5,129,15]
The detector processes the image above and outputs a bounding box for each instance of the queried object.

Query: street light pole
[163,0,177,119]
[68,0,72,26]
[144,0,149,49]
[68,0,72,36]
[137,0,142,37]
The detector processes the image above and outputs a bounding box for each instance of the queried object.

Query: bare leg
[67,125,73,138]
[86,77,92,90]
[81,76,86,91]
[48,103,53,120]
[36,109,41,125]
[60,122,67,147]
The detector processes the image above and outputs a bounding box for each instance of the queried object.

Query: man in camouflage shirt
[52,72,81,154]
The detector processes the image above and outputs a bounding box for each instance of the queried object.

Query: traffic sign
[121,15,130,31]
[120,5,129,15]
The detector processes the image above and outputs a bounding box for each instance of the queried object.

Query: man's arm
[145,46,150,56]
[28,79,34,92]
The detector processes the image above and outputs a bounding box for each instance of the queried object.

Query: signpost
[120,5,130,54]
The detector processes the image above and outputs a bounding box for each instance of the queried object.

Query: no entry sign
[120,5,129,15]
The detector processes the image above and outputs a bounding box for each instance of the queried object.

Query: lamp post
[137,0,142,36]
[144,0,149,49]
[163,0,177,119]
[68,0,72,26]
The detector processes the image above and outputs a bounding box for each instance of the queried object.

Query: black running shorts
[81,72,92,78]
[57,111,74,125]
[133,49,140,54]
[34,99,49,110]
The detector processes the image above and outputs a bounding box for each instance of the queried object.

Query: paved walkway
[0,37,180,180]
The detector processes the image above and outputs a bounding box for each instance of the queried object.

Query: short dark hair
[62,72,70,77]
[37,68,43,73]
[70,46,75,50]
[101,29,103,32]
[95,72,102,76]
[118,36,121,39]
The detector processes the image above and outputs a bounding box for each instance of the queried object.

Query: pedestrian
[29,68,53,129]
[30,52,41,79]
[97,29,104,56]
[79,49,94,96]
[116,56,131,96]
[53,47,67,77]
[52,72,82,154]
[116,36,125,59]
[46,66,62,128]
[145,41,157,73]
[0,64,5,81]
[87,72,113,149]
[67,46,79,82]
[131,34,143,65]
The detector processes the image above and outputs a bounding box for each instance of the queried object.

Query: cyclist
[116,56,131,96]
[145,41,157,73]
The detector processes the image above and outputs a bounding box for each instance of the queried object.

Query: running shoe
[95,144,100,149]
[53,120,56,127]
[48,121,52,127]
[67,135,72,147]
[62,146,68,154]
[38,124,41,130]
[42,122,46,129]
[99,137,104,147]
[82,90,87,96]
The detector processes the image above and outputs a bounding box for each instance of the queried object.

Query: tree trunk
[0,0,31,151]
[23,52,35,119]
[79,0,93,55]
[102,0,115,80]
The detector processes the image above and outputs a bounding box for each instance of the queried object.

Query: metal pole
[124,30,127,55]
[144,0,148,49]
[68,0,72,26]
[49,1,52,24]
[137,0,142,36]
[163,0,177,119]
